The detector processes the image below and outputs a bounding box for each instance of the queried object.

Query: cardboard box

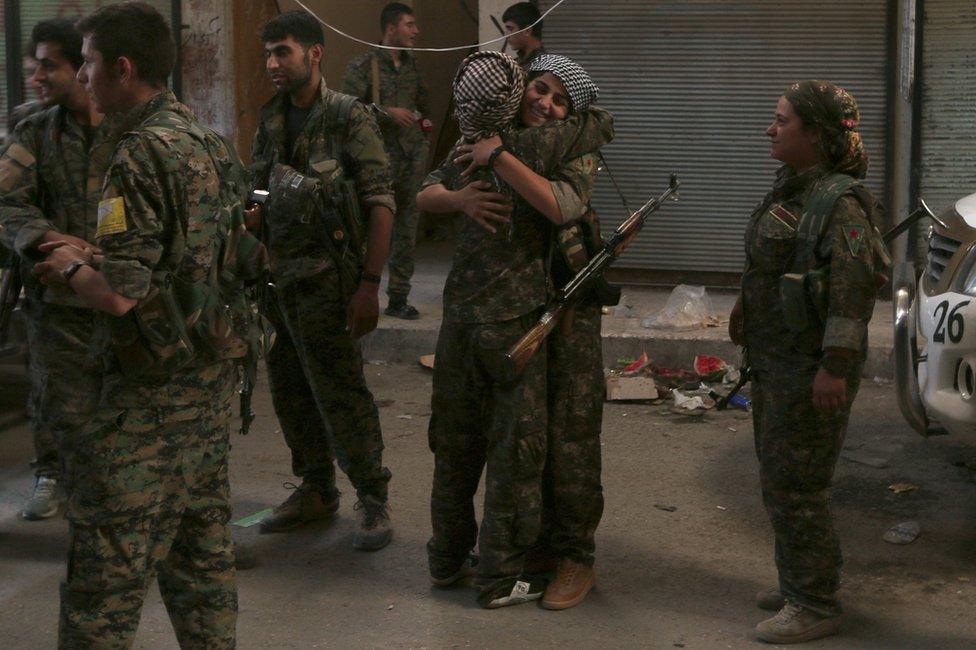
[605,375,659,401]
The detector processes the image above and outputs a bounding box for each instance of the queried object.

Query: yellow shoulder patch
[4,143,36,168]
[95,197,128,238]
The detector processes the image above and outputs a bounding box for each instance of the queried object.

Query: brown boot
[541,559,595,610]
[259,482,339,533]
[756,585,785,611]
[352,495,393,551]
[755,602,841,644]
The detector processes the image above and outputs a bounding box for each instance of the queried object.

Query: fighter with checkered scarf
[418,51,613,609]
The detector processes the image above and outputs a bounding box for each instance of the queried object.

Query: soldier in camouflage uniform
[729,81,881,645]
[522,55,608,611]
[32,5,239,646]
[342,2,429,319]
[502,2,547,71]
[418,52,609,609]
[0,19,112,521]
[248,11,396,550]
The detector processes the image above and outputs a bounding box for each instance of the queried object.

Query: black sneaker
[385,298,420,320]
[479,575,548,609]
[430,553,479,588]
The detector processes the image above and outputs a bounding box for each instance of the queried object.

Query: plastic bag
[643,285,715,330]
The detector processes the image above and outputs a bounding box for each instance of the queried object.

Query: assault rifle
[505,174,681,377]
[0,265,22,348]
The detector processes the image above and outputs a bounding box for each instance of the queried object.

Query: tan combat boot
[755,601,841,644]
[540,559,596,610]
[756,585,786,611]
[259,482,340,533]
[352,495,393,551]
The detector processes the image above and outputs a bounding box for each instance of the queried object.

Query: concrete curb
[362,318,895,379]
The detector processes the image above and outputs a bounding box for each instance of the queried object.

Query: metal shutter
[919,1,976,214]
[540,0,889,274]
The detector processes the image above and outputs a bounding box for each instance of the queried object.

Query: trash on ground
[672,389,708,412]
[888,483,920,494]
[842,452,891,469]
[722,366,741,385]
[716,505,727,511]
[369,359,388,366]
[419,354,435,370]
[396,414,413,420]
[727,427,737,432]
[621,351,650,376]
[873,375,891,385]
[883,521,921,545]
[610,303,636,318]
[642,285,721,330]
[231,508,274,528]
[693,355,728,383]
[654,503,677,512]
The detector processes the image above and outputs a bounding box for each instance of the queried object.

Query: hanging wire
[290,0,568,53]
[598,151,634,217]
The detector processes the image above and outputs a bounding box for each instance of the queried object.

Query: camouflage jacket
[422,108,613,324]
[342,48,430,156]
[1,100,44,150]
[249,81,394,284]
[0,104,118,305]
[518,45,548,72]
[96,90,236,407]
[741,165,878,370]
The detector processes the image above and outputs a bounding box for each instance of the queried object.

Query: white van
[895,192,976,437]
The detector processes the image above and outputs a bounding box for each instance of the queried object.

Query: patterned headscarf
[452,51,526,142]
[528,54,599,114]
[785,80,868,179]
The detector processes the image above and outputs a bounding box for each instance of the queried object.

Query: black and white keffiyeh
[452,51,526,142]
[528,54,599,113]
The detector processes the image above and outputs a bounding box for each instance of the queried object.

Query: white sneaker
[22,476,63,520]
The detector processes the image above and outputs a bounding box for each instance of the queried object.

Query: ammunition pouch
[779,268,829,354]
[110,275,275,379]
[110,279,195,379]
[265,162,363,291]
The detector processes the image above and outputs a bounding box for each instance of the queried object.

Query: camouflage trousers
[386,142,428,301]
[427,313,547,596]
[752,358,862,617]
[23,298,101,480]
[59,398,237,649]
[264,272,391,501]
[536,301,605,567]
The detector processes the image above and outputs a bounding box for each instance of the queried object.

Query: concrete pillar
[179,0,236,141]
[890,0,917,270]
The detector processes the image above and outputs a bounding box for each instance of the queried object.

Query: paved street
[2,360,976,648]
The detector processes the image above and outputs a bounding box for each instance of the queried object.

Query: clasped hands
[451,135,512,233]
[32,232,100,287]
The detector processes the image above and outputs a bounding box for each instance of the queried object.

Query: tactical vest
[262,92,365,294]
[779,172,889,352]
[109,110,274,381]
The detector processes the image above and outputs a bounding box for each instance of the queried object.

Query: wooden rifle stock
[503,175,681,378]
[505,305,565,377]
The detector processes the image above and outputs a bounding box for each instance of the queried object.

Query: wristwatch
[360,270,382,285]
[62,260,89,282]
[487,144,508,171]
